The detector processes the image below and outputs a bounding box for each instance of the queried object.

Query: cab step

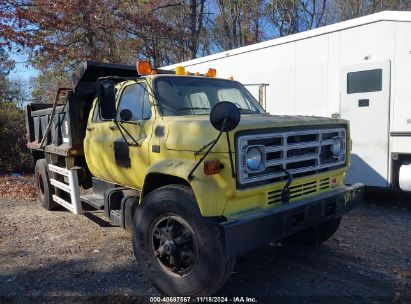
[80,193,104,210]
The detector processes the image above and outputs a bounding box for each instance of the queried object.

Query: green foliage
[0,102,33,173]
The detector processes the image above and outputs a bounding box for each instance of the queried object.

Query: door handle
[86,127,94,131]
[109,125,118,131]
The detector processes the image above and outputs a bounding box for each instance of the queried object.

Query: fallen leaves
[0,175,37,202]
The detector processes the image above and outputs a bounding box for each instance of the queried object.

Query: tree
[0,66,32,172]
[0,48,15,75]
[265,0,329,37]
[210,0,267,51]
[0,101,32,173]
[334,0,411,21]
[0,0,202,99]
[0,49,19,104]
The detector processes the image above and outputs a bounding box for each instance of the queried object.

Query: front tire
[132,185,235,296]
[34,159,58,210]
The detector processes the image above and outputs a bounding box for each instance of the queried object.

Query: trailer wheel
[132,185,235,296]
[34,159,58,210]
[284,217,342,246]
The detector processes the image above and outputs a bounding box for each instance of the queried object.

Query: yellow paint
[84,75,352,217]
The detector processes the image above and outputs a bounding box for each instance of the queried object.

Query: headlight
[246,146,265,171]
[331,136,344,157]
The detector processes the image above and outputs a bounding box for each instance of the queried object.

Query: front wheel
[132,185,235,296]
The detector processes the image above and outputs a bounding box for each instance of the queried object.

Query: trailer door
[340,60,390,187]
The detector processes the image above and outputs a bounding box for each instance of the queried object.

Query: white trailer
[164,11,411,191]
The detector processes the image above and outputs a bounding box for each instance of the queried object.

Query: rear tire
[284,217,342,246]
[132,185,235,296]
[34,159,58,210]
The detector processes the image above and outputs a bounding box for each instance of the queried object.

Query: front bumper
[219,183,364,258]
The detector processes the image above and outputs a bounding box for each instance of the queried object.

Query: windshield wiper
[177,107,210,111]
[239,109,259,114]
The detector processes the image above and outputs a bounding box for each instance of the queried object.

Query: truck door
[84,100,118,181]
[108,82,152,188]
[84,82,152,189]
[340,60,391,187]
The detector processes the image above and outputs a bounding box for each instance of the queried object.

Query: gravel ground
[0,193,410,304]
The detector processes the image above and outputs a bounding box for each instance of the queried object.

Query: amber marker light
[206,68,217,77]
[204,160,222,175]
[175,66,186,75]
[137,61,152,75]
[195,72,200,76]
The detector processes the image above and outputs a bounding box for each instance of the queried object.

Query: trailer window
[347,69,382,94]
[117,83,151,121]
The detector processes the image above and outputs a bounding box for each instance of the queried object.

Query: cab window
[117,83,151,121]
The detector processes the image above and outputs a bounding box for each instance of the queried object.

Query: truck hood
[164,114,347,153]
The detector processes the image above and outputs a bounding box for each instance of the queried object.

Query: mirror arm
[194,139,216,156]
[188,118,227,181]
[225,131,236,178]
[115,120,141,147]
[114,120,128,144]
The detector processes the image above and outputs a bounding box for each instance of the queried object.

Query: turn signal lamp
[204,160,222,175]
[175,66,185,75]
[206,68,217,77]
[137,61,151,75]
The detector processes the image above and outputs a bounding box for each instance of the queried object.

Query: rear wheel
[132,185,235,296]
[284,217,342,246]
[34,159,58,210]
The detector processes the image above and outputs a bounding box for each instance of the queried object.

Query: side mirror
[119,109,133,121]
[210,101,241,132]
[98,79,116,120]
[188,101,240,181]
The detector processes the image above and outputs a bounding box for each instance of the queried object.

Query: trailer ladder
[48,164,82,215]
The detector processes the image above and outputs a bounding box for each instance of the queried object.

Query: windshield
[154,77,265,116]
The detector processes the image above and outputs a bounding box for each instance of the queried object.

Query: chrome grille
[237,127,346,185]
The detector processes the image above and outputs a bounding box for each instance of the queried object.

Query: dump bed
[25,61,138,156]
[25,96,83,156]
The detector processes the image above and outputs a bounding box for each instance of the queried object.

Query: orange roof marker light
[195,72,200,76]
[175,66,186,75]
[206,68,217,78]
[137,61,152,75]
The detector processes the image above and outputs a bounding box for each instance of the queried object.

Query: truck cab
[25,61,363,296]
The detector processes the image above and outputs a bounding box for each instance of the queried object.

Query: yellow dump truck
[25,61,363,296]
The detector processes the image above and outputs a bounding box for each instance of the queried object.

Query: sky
[6,50,38,95]
[8,51,38,80]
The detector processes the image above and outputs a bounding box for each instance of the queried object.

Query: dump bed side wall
[25,91,88,156]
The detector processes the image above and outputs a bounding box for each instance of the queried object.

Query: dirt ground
[0,177,410,304]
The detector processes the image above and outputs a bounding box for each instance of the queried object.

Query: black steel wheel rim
[149,214,199,277]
